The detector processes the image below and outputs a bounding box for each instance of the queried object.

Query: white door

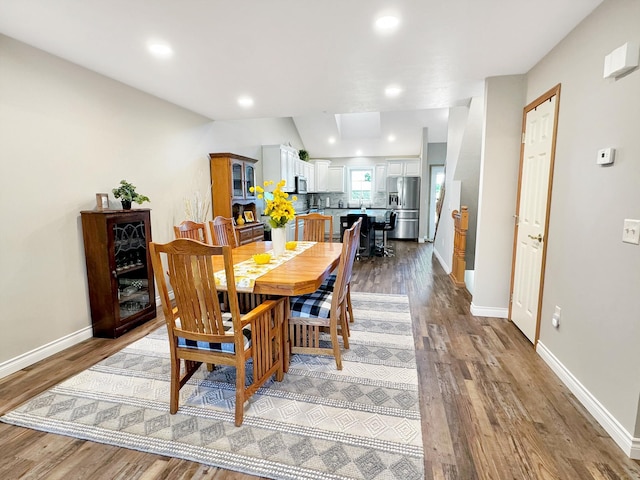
[510,86,560,344]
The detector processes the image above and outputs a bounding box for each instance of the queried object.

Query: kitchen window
[348,168,373,202]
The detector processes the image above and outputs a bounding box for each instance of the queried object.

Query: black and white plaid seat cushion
[289,288,332,318]
[319,274,337,292]
[177,313,251,353]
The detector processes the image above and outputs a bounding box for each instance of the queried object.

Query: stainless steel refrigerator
[386,176,420,239]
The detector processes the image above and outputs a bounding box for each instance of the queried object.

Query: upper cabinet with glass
[210,153,258,202]
[210,153,259,221]
[230,159,256,200]
[244,163,256,198]
[231,160,244,198]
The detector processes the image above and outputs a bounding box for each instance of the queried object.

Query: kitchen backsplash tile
[308,192,386,209]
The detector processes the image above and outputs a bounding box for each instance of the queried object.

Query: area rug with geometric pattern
[1,292,423,480]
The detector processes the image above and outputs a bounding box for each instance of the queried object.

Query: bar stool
[373,211,396,257]
[345,214,371,260]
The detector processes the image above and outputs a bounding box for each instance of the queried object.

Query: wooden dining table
[216,241,343,296]
[212,240,343,371]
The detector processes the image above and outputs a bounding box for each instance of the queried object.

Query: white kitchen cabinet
[298,160,314,192]
[327,166,345,192]
[286,220,296,242]
[387,159,421,177]
[404,160,421,176]
[375,164,387,192]
[332,211,342,240]
[387,161,403,177]
[262,144,298,192]
[322,209,342,241]
[310,159,331,192]
[308,165,316,192]
[301,161,313,191]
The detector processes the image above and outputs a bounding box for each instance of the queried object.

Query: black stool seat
[373,211,396,257]
[343,214,373,259]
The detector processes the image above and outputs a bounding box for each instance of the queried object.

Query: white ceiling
[0,0,602,158]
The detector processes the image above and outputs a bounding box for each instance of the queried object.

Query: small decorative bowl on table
[252,253,272,265]
[286,241,297,250]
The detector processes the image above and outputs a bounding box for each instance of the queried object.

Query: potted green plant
[112,179,150,210]
[298,149,309,161]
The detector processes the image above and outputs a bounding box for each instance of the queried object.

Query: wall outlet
[623,219,640,245]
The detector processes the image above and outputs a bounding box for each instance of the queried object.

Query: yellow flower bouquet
[250,180,297,228]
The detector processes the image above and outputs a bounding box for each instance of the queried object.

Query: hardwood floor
[1,241,639,479]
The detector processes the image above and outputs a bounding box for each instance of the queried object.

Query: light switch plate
[622,219,640,245]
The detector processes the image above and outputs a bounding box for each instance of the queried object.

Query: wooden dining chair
[209,216,272,316]
[150,238,286,426]
[174,220,209,243]
[318,274,356,326]
[295,213,333,243]
[209,216,238,248]
[288,218,362,370]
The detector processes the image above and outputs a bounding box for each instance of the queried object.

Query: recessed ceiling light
[148,42,173,58]
[388,134,396,142]
[356,149,363,156]
[328,136,336,144]
[375,15,400,32]
[237,96,254,108]
[385,85,402,97]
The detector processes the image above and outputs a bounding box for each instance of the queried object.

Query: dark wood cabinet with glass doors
[80,209,156,338]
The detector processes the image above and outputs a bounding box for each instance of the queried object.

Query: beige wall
[454,96,484,269]
[472,75,526,316]
[0,35,301,373]
[526,0,640,439]
[433,105,468,271]
[443,0,640,454]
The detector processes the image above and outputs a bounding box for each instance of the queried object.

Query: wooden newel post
[450,206,468,287]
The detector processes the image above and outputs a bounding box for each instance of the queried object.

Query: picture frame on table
[95,193,110,211]
[244,211,255,223]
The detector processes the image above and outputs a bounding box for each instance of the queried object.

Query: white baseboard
[464,270,475,295]
[470,303,509,318]
[0,292,174,381]
[632,438,640,460]
[0,291,173,381]
[0,326,93,379]
[432,248,451,274]
[537,341,640,459]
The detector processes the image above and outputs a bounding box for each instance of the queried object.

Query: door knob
[528,234,543,242]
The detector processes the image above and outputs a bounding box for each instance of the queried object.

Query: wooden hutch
[209,153,264,244]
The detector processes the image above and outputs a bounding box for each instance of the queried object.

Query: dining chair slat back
[295,213,333,243]
[149,238,285,426]
[174,220,208,243]
[209,216,238,248]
